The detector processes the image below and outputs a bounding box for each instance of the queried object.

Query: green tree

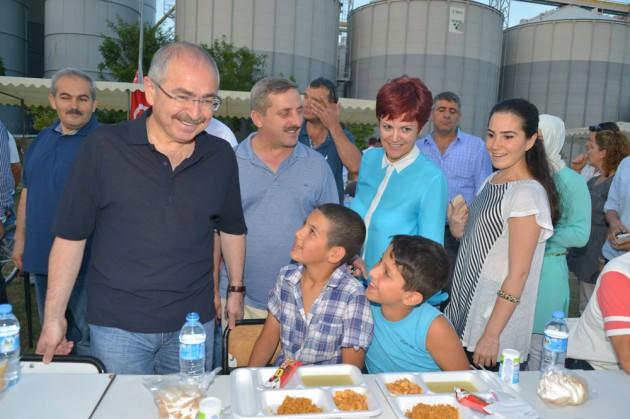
[28,106,57,131]
[201,37,266,91]
[201,38,266,139]
[98,18,173,82]
[0,57,5,75]
[28,106,128,131]
[95,109,127,124]
[347,123,377,150]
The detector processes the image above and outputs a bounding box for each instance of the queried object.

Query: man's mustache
[65,109,83,116]
[176,113,206,125]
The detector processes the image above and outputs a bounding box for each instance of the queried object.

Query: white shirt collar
[54,122,79,136]
[381,145,420,173]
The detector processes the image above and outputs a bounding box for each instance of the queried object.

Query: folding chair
[20,354,107,374]
[222,319,280,374]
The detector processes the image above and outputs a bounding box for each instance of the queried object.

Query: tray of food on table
[229,363,382,419]
[376,369,527,419]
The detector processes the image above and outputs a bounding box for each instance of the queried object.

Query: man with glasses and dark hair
[571,122,620,182]
[299,77,362,202]
[416,91,492,282]
[36,42,247,375]
[12,68,98,355]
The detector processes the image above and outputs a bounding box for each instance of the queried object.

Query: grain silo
[500,6,630,129]
[349,0,503,136]
[44,0,156,79]
[175,0,340,89]
[0,0,28,76]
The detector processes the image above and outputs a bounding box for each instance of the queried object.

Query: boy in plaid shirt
[249,204,373,368]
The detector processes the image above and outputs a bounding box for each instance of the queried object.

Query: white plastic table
[91,370,630,418]
[0,373,114,419]
[3,370,629,418]
[517,369,630,419]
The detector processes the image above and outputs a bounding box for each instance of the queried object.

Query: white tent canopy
[0,76,377,124]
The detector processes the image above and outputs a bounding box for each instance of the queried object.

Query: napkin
[484,391,540,418]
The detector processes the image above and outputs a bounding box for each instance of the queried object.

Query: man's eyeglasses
[151,79,222,112]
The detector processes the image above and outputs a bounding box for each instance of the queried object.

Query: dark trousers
[0,277,6,304]
[565,358,594,370]
[440,225,460,310]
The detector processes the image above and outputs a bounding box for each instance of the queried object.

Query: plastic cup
[498,348,521,386]
[197,397,222,419]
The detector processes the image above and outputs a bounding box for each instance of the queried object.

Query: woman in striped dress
[444,99,561,367]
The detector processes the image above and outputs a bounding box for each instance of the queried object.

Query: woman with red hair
[351,76,447,272]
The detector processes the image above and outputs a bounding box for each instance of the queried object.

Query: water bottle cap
[186,312,200,322]
[552,311,565,319]
[0,304,12,314]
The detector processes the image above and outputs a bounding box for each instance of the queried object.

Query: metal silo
[500,6,630,129]
[0,0,28,76]
[175,0,340,90]
[44,0,156,79]
[349,0,503,136]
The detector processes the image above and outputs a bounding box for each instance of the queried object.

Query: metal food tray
[376,370,510,419]
[230,364,382,419]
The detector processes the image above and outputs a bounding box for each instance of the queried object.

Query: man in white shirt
[205,117,238,148]
[7,132,21,187]
[603,156,630,261]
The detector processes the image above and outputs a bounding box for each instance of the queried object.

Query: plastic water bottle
[179,312,206,377]
[541,310,569,372]
[0,304,21,389]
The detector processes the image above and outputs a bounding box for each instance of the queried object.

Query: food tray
[391,394,473,419]
[230,364,382,419]
[376,370,508,419]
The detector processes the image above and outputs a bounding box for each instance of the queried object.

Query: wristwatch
[227,285,246,293]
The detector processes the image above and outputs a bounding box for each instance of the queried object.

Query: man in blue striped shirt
[417,92,492,275]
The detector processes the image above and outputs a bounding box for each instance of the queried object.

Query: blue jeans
[213,320,223,369]
[90,321,215,375]
[33,273,91,356]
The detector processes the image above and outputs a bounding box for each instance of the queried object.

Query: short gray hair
[433,91,461,109]
[51,68,96,100]
[250,77,298,113]
[148,41,219,85]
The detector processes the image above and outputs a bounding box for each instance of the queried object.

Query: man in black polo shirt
[36,42,247,374]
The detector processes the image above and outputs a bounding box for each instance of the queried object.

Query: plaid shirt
[268,263,373,365]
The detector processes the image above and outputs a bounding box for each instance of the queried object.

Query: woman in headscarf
[527,114,591,370]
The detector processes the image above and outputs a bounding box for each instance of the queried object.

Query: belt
[545,251,568,257]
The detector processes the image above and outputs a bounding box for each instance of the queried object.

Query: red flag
[130,71,151,120]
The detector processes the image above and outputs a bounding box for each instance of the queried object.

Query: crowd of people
[1,41,629,376]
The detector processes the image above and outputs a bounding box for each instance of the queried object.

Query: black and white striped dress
[444,174,553,359]
[445,181,508,336]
